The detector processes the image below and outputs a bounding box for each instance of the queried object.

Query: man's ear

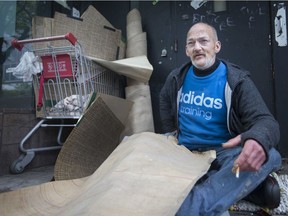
[185,45,190,57]
[215,41,221,53]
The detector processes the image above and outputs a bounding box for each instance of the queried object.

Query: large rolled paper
[126,32,147,58]
[126,8,142,41]
[123,9,155,134]
[122,84,155,137]
[126,21,143,41]
[0,132,216,216]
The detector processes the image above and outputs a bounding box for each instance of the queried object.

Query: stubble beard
[192,56,216,70]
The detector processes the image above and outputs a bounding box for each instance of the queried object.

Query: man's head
[186,22,221,70]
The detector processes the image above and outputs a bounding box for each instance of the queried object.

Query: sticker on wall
[274,3,287,47]
[190,0,207,10]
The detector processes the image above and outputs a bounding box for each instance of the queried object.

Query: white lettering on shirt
[179,91,223,109]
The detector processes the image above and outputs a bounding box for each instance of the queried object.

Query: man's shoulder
[221,59,251,89]
[221,59,250,75]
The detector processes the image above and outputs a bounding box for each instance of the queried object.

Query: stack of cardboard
[32,5,125,61]
[31,5,127,118]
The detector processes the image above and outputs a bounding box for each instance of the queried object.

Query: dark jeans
[176,146,282,216]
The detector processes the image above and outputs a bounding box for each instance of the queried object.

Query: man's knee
[267,148,282,170]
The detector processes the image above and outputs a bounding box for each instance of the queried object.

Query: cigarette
[232,163,240,178]
[235,166,240,178]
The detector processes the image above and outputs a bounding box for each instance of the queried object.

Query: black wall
[271,1,288,157]
[91,1,287,157]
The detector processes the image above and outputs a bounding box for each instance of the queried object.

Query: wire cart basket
[9,33,124,173]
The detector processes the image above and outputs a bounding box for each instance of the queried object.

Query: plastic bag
[6,51,43,82]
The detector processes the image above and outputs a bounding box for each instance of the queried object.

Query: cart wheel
[10,154,26,174]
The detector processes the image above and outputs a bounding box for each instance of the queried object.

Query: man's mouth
[194,54,205,59]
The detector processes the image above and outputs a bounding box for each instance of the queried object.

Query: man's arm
[159,76,177,133]
[232,76,280,156]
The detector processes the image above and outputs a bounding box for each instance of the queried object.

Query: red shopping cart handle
[11,33,78,51]
[37,74,45,110]
[65,32,77,45]
[11,39,24,51]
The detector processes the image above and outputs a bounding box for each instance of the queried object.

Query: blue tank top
[178,62,232,150]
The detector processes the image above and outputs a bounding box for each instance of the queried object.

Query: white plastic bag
[6,51,43,82]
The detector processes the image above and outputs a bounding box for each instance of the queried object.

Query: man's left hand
[222,135,266,171]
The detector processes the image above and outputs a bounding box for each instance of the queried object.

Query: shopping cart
[9,33,124,173]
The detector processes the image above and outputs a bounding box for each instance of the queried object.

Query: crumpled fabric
[6,51,43,82]
[52,94,90,112]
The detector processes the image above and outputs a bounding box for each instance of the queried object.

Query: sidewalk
[0,165,54,193]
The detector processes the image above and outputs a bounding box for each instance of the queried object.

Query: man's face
[186,23,221,70]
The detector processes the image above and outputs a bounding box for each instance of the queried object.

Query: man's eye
[187,41,195,46]
[200,40,208,45]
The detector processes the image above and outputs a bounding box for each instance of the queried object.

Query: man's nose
[193,41,201,51]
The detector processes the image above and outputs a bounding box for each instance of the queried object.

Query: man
[159,22,282,215]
